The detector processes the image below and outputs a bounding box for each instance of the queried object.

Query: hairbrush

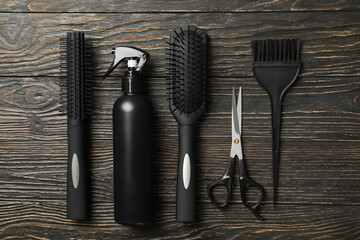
[60,32,92,220]
[168,25,208,222]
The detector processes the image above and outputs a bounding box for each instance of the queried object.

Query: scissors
[207,87,265,221]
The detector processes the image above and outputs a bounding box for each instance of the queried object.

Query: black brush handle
[67,121,89,220]
[271,96,282,206]
[176,124,196,222]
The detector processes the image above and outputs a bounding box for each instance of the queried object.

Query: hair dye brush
[168,25,208,222]
[252,39,301,206]
[60,32,92,219]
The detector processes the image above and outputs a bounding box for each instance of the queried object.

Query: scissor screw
[234,139,239,144]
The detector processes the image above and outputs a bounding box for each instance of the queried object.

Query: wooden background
[0,1,359,239]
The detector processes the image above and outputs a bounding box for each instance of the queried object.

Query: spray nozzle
[102,47,149,79]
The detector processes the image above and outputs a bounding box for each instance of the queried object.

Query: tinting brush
[252,39,302,207]
[168,25,208,222]
[60,32,92,220]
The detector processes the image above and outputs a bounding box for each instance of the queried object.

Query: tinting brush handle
[176,124,196,222]
[270,95,282,206]
[67,120,89,220]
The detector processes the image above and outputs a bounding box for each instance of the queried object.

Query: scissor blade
[231,87,242,159]
[232,87,240,136]
[238,87,242,135]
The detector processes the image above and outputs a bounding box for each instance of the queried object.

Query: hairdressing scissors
[207,87,265,221]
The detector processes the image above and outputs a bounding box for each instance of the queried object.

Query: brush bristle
[252,39,301,62]
[168,26,208,114]
[60,32,92,120]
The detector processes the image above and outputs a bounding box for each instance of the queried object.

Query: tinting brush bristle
[168,25,208,116]
[60,32,92,120]
[252,39,301,62]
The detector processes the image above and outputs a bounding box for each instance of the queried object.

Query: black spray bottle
[103,47,153,224]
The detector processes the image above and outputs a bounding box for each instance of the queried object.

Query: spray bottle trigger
[102,47,150,80]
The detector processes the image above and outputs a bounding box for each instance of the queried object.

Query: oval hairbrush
[168,25,208,222]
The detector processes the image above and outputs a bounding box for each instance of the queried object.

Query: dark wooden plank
[0,12,359,77]
[1,3,359,239]
[0,76,359,206]
[0,0,359,13]
[0,200,359,239]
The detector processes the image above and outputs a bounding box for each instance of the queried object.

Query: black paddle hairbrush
[252,39,302,207]
[168,25,208,222]
[60,32,92,220]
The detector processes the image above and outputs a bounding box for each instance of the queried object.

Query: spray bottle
[103,47,152,224]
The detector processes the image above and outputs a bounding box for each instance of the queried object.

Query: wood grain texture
[0,0,359,13]
[0,3,360,239]
[0,201,360,240]
[0,76,359,207]
[0,12,359,77]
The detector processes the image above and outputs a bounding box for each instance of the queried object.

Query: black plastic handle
[238,158,265,221]
[271,95,282,205]
[176,124,196,222]
[207,157,234,208]
[67,122,89,220]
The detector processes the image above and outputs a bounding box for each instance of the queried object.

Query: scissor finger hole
[243,185,262,207]
[209,185,229,205]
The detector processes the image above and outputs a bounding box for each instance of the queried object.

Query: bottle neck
[123,69,142,94]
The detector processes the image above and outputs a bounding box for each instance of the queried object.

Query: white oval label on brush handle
[183,153,191,189]
[72,153,80,189]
